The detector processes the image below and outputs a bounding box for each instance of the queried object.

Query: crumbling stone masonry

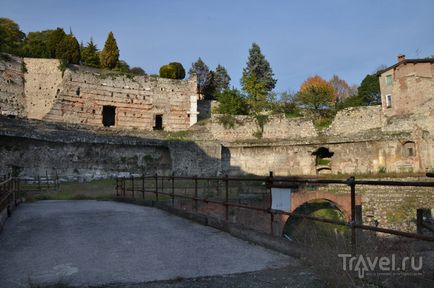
[1,57,199,131]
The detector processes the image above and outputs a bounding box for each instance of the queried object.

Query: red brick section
[290,190,362,221]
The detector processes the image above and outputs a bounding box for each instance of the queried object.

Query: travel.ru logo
[338,254,423,278]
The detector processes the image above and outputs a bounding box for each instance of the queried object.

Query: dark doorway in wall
[102,106,116,127]
[312,147,334,174]
[154,114,163,130]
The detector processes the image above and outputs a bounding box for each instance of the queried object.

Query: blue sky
[2,0,434,92]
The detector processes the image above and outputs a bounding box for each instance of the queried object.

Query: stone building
[378,54,434,117]
[0,57,199,131]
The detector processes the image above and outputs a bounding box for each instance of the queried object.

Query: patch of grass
[23,179,116,202]
[313,116,334,130]
[166,130,191,141]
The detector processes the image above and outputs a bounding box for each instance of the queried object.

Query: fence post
[55,170,59,191]
[131,175,135,199]
[122,177,126,196]
[115,178,119,196]
[268,171,274,235]
[194,175,198,212]
[45,170,49,191]
[171,172,175,207]
[348,176,356,247]
[142,174,145,199]
[417,209,424,234]
[155,173,159,202]
[224,174,229,221]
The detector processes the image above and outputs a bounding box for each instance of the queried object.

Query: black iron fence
[0,175,18,216]
[116,173,434,243]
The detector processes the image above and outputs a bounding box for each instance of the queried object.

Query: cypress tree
[100,31,119,69]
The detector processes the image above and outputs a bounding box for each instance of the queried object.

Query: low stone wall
[327,106,382,135]
[210,115,317,142]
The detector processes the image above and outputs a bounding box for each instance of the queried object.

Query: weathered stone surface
[1,57,199,131]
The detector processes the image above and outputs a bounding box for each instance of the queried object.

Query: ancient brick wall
[0,55,25,117]
[43,69,197,130]
[1,57,198,131]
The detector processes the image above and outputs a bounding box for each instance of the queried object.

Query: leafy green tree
[214,64,231,93]
[100,31,119,69]
[55,34,80,64]
[80,38,100,68]
[21,29,66,59]
[159,62,185,79]
[113,60,130,73]
[242,74,273,115]
[130,67,146,75]
[272,91,302,117]
[241,43,276,93]
[358,74,380,105]
[47,28,66,58]
[215,89,247,115]
[189,58,210,94]
[0,18,25,55]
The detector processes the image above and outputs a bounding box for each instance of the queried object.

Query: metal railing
[0,175,18,216]
[116,173,434,243]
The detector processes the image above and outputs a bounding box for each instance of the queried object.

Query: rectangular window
[153,114,163,130]
[385,75,393,86]
[102,106,116,127]
[386,95,392,108]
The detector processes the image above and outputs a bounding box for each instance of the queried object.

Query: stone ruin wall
[224,136,433,176]
[326,106,382,135]
[210,115,318,141]
[43,69,197,131]
[23,58,64,119]
[0,55,25,117]
[1,57,198,131]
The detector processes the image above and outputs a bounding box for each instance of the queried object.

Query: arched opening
[312,147,334,174]
[282,199,348,242]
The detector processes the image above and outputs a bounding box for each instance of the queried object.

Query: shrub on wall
[159,62,185,79]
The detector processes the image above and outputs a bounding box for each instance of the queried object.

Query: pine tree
[100,32,119,69]
[241,43,276,116]
[81,38,100,68]
[189,58,209,95]
[55,34,80,64]
[214,64,231,93]
[241,43,276,92]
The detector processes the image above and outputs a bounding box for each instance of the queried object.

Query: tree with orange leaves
[296,75,336,119]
